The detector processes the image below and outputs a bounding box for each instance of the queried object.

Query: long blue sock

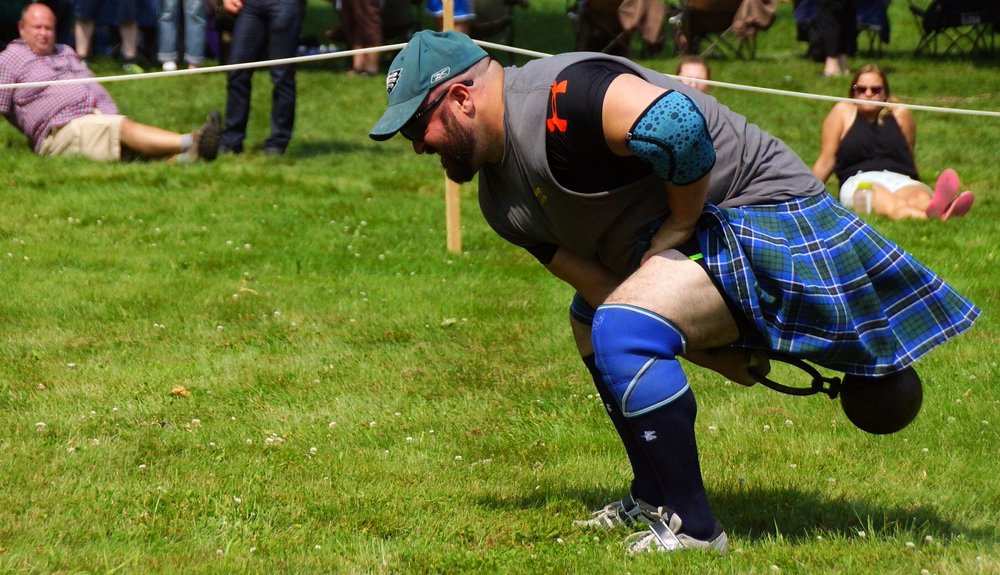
[582,354,663,506]
[628,388,715,539]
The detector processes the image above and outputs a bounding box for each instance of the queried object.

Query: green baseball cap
[369,30,488,141]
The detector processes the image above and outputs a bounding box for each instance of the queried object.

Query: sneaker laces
[573,495,661,529]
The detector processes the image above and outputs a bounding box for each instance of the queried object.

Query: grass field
[1,1,998,573]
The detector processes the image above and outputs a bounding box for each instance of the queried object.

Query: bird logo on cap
[386,69,401,94]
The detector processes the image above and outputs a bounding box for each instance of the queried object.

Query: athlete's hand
[222,0,243,13]
[640,217,695,265]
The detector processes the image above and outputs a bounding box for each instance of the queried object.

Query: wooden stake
[442,0,461,253]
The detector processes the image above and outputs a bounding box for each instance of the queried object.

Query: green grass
[1,1,998,573]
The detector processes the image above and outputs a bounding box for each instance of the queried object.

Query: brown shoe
[191,110,221,161]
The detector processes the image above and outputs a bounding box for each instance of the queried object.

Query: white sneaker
[625,510,729,554]
[162,61,178,72]
[573,495,661,529]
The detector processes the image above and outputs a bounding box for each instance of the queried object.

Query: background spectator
[675,55,711,93]
[75,0,145,72]
[816,0,856,77]
[219,0,304,156]
[1,3,220,162]
[811,63,975,220]
[158,0,206,70]
[340,0,382,76]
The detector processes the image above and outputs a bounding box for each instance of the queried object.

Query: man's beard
[436,105,478,184]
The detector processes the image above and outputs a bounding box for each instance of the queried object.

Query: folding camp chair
[857,0,890,56]
[910,0,997,55]
[671,0,775,59]
[381,0,422,43]
[471,0,528,46]
[795,0,890,60]
[568,0,632,55]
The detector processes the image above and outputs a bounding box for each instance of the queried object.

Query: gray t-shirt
[478,52,825,277]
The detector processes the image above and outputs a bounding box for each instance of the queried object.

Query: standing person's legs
[262,0,301,154]
[221,0,265,153]
[158,0,180,67]
[182,0,206,67]
[817,0,853,76]
[74,0,100,59]
[116,0,140,62]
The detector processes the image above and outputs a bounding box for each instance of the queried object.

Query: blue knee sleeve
[592,304,689,417]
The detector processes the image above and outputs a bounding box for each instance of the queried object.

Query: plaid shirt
[0,40,118,152]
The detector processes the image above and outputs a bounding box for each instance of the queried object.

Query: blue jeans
[158,0,207,65]
[221,0,302,154]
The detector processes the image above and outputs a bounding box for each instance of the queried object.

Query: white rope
[665,75,1000,118]
[2,38,998,118]
[0,44,407,90]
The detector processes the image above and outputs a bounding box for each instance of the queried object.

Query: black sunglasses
[852,84,884,96]
[401,80,474,142]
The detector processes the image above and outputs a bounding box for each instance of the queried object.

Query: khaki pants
[40,112,126,162]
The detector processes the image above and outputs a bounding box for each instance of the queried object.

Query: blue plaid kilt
[696,193,980,377]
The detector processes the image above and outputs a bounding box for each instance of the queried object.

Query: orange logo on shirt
[546,80,568,133]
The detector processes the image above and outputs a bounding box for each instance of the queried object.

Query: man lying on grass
[0,3,219,162]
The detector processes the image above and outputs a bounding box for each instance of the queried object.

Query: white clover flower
[234,497,242,504]
[34,421,46,431]
[138,464,147,470]
[454,455,463,461]
[309,447,318,455]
